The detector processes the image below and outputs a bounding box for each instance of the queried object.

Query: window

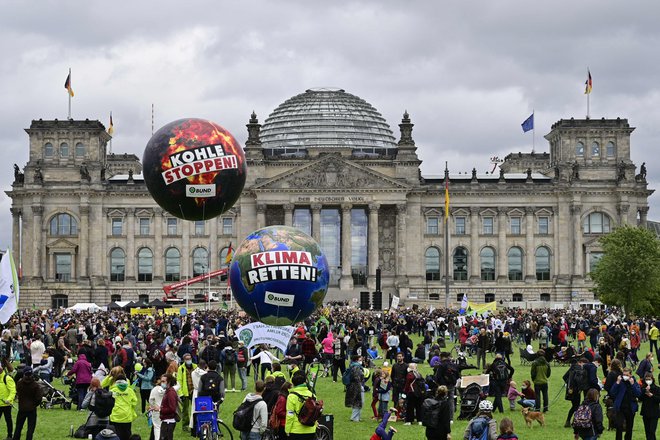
[606,141,615,157]
[167,218,178,235]
[222,218,233,235]
[453,247,468,281]
[45,142,54,157]
[137,248,153,282]
[426,217,439,235]
[110,248,125,282]
[49,213,78,235]
[165,248,181,281]
[75,142,85,157]
[220,247,231,268]
[192,247,209,277]
[455,217,466,235]
[111,218,123,236]
[480,247,496,281]
[194,221,206,236]
[425,247,440,281]
[293,209,312,236]
[351,209,368,286]
[508,247,523,281]
[457,294,466,302]
[512,293,523,302]
[589,252,604,273]
[591,142,600,157]
[583,212,611,234]
[482,217,494,234]
[138,294,149,304]
[510,217,521,235]
[576,142,584,157]
[485,293,495,303]
[139,218,150,235]
[51,294,68,309]
[54,253,71,282]
[535,246,551,281]
[538,216,549,234]
[60,142,69,157]
[110,294,121,303]
[540,293,551,302]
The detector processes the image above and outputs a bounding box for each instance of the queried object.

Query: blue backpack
[469,416,490,440]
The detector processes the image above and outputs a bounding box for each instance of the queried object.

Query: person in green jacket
[530,349,551,413]
[109,374,138,440]
[285,371,317,439]
[176,353,197,432]
[0,365,16,439]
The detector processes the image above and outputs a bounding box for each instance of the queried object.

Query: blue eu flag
[521,113,534,132]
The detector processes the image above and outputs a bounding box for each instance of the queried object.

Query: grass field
[13,341,650,440]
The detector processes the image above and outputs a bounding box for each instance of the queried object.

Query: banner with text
[235,322,295,353]
[467,301,497,315]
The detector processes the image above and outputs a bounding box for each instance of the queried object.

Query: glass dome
[260,88,397,157]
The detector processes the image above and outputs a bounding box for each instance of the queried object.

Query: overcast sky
[2,0,659,250]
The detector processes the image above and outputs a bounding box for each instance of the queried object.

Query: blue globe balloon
[229,225,330,326]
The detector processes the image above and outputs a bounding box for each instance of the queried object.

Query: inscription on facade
[293,195,370,203]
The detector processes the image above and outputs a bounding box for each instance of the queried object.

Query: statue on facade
[128,169,134,180]
[80,164,91,181]
[617,160,626,182]
[471,167,477,180]
[100,167,106,181]
[526,168,533,180]
[499,167,505,180]
[554,165,560,180]
[13,164,24,184]
[572,161,580,180]
[639,162,647,180]
[34,162,43,183]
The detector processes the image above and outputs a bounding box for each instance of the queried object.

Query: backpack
[539,328,547,339]
[568,365,588,393]
[111,350,123,367]
[438,362,459,387]
[341,368,353,386]
[411,372,426,398]
[93,389,115,418]
[224,348,236,365]
[200,373,222,401]
[420,398,441,428]
[469,416,490,440]
[493,362,509,381]
[572,403,593,429]
[237,348,246,364]
[232,398,262,432]
[290,392,324,426]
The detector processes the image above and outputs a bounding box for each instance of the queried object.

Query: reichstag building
[7,88,653,309]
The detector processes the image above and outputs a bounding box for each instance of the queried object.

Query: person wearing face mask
[158,374,179,440]
[108,373,138,440]
[176,353,197,432]
[639,373,659,440]
[610,367,642,440]
[637,352,655,380]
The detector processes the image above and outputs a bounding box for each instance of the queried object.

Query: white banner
[0,251,19,325]
[235,322,295,354]
[390,295,400,310]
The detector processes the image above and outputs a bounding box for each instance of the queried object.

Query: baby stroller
[38,377,72,409]
[458,375,489,420]
[62,375,79,406]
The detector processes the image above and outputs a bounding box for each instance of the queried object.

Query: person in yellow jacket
[285,371,317,439]
[109,374,138,440]
[649,323,659,361]
[0,365,16,439]
[176,353,197,432]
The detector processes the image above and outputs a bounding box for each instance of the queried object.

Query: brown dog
[521,407,546,427]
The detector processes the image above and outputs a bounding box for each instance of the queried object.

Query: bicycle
[194,398,234,440]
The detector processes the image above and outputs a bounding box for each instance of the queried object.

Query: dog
[521,407,546,427]
[604,396,617,431]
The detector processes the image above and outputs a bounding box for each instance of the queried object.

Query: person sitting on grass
[463,400,497,440]
[370,408,398,440]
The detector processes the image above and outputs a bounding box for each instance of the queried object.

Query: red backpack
[290,392,323,426]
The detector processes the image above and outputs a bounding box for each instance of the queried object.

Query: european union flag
[521,113,534,133]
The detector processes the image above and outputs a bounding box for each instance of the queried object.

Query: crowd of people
[0,305,657,440]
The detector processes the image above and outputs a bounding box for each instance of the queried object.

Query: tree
[590,225,660,315]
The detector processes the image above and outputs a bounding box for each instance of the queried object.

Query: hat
[98,429,117,438]
[22,367,33,376]
[382,361,389,367]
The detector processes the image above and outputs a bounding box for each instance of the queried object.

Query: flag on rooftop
[64,69,74,97]
[521,113,534,133]
[584,69,593,94]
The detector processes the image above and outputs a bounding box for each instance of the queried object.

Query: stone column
[154,209,163,280]
[497,207,507,282]
[469,207,480,281]
[256,204,266,229]
[284,204,293,227]
[126,208,135,280]
[339,204,353,290]
[395,204,407,283]
[10,208,21,266]
[79,205,90,278]
[182,220,190,279]
[525,206,535,282]
[639,206,649,228]
[617,204,630,225]
[571,204,583,279]
[32,206,43,279]
[367,203,380,289]
[311,204,322,243]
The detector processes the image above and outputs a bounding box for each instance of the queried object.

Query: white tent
[67,303,102,312]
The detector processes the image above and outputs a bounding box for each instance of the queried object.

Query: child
[393,398,406,421]
[378,371,393,420]
[496,417,518,440]
[506,380,523,411]
[371,368,382,420]
[370,409,398,440]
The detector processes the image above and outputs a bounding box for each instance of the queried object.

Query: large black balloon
[142,118,247,221]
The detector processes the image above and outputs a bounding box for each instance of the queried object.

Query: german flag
[444,177,450,222]
[584,70,592,95]
[64,69,74,97]
[108,112,114,136]
[225,243,233,264]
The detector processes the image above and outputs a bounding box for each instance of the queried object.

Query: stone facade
[6,94,654,310]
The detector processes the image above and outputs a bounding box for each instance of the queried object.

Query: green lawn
[14,341,648,439]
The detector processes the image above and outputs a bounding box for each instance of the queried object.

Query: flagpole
[444,162,449,309]
[587,93,590,119]
[68,68,72,120]
[532,110,535,153]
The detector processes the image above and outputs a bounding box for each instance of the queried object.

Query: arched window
[583,212,611,234]
[110,294,122,303]
[507,247,523,281]
[60,142,69,157]
[540,293,551,302]
[137,248,153,282]
[51,294,68,309]
[220,247,231,268]
[165,248,180,282]
[453,247,468,281]
[110,248,125,282]
[606,141,615,157]
[484,293,495,303]
[512,293,523,302]
[480,247,496,281]
[425,247,440,281]
[535,246,551,281]
[75,142,85,157]
[576,142,584,157]
[591,141,600,157]
[192,247,209,277]
[44,142,54,157]
[49,213,78,235]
